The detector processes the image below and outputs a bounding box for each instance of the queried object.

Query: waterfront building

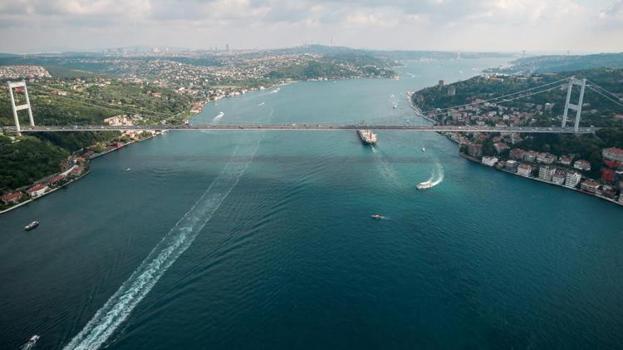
[467,143,483,158]
[601,168,616,184]
[565,171,582,188]
[517,163,533,177]
[47,174,66,186]
[558,155,573,166]
[523,151,537,163]
[573,160,591,172]
[1,191,23,205]
[26,183,49,198]
[598,185,618,199]
[505,160,519,172]
[537,152,556,165]
[602,147,623,168]
[581,179,601,193]
[494,142,510,154]
[509,148,526,161]
[552,169,566,185]
[482,156,498,167]
[539,166,555,181]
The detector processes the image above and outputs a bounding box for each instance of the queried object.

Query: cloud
[0,0,621,52]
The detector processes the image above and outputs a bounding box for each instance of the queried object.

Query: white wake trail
[63,141,260,350]
[212,112,224,122]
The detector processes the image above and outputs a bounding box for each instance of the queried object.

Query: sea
[1,57,623,349]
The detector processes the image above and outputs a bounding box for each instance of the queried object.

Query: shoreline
[405,90,623,208]
[0,133,160,216]
[460,153,623,208]
[0,170,91,215]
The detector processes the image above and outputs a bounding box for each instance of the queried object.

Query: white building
[482,156,498,167]
[539,166,555,181]
[565,171,582,188]
[552,170,566,185]
[573,160,591,172]
[26,183,49,198]
[517,164,533,177]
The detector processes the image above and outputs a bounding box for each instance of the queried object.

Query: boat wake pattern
[419,161,445,189]
[213,112,224,122]
[63,139,261,350]
[269,87,280,94]
[371,146,403,189]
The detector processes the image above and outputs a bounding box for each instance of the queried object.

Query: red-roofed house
[48,174,66,186]
[1,191,23,204]
[603,147,623,168]
[26,183,48,198]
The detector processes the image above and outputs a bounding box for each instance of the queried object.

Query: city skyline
[1,0,622,53]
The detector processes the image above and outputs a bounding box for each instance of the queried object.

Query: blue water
[1,58,623,349]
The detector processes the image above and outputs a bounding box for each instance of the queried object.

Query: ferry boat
[357,129,377,145]
[416,181,434,190]
[24,221,39,231]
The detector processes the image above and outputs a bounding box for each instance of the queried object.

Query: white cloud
[0,0,621,52]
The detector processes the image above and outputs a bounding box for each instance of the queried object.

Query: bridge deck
[3,124,596,134]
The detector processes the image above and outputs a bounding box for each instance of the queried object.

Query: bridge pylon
[561,77,586,133]
[7,80,35,137]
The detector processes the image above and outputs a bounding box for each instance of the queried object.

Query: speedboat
[21,335,40,349]
[370,214,384,220]
[416,181,434,190]
[24,221,39,231]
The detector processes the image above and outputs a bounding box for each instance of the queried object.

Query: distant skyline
[1,0,622,54]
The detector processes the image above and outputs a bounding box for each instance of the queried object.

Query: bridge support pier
[561,77,586,133]
[7,81,35,136]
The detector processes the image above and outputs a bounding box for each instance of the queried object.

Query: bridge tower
[7,80,35,136]
[561,77,586,133]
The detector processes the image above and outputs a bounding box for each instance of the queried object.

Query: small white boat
[416,181,434,190]
[24,221,39,231]
[421,147,426,152]
[21,335,40,350]
[370,214,384,220]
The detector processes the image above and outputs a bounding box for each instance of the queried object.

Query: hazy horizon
[1,0,622,54]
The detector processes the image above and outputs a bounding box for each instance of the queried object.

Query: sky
[0,0,622,53]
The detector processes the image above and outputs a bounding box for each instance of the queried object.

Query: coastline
[405,90,623,208]
[460,153,623,208]
[0,170,91,215]
[0,133,160,216]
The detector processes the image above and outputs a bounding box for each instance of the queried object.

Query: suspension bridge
[4,76,622,136]
[2,124,597,134]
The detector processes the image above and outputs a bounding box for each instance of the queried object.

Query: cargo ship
[357,129,377,145]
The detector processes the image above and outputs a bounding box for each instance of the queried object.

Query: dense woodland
[0,135,68,191]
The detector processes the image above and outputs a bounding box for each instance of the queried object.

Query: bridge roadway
[4,124,596,134]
